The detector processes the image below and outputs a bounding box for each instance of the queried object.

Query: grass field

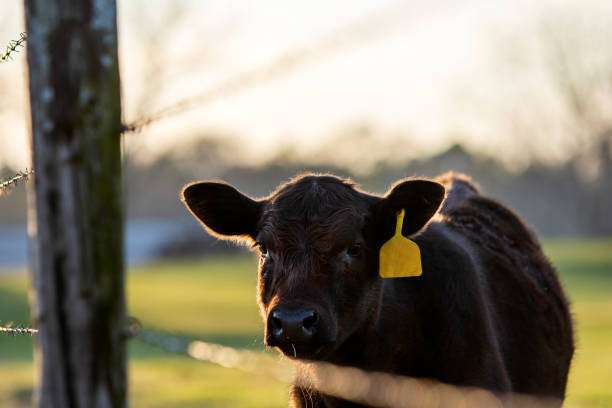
[1,238,611,407]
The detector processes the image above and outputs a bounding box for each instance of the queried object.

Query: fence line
[125,319,561,408]
[2,316,562,407]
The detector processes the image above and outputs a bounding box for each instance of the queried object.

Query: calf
[182,173,574,407]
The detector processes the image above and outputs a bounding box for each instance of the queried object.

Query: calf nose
[269,308,318,343]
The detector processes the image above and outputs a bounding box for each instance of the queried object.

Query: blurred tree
[538,10,612,171]
[536,10,612,233]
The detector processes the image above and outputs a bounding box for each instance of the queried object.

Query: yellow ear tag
[379,209,422,278]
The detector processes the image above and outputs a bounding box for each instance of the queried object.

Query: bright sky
[1,0,610,171]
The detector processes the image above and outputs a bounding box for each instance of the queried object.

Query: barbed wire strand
[0,32,27,63]
[3,317,561,407]
[126,319,561,408]
[0,168,34,196]
[122,1,418,133]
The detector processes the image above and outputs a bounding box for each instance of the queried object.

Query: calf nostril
[271,312,283,335]
[302,311,317,331]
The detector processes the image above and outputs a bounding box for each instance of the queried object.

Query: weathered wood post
[24,1,126,407]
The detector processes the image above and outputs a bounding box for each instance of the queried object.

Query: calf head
[182,174,444,361]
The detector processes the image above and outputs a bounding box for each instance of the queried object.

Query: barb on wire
[122,2,412,133]
[0,168,34,196]
[0,323,38,336]
[1,32,27,63]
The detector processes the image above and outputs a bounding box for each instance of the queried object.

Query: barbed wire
[1,32,27,63]
[3,316,561,407]
[0,323,38,336]
[125,318,560,408]
[0,168,34,196]
[122,1,415,134]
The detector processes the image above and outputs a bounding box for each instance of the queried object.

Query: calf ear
[181,181,263,241]
[377,179,445,236]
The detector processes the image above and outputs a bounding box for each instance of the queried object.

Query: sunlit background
[1,0,611,407]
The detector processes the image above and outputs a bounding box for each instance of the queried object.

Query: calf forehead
[263,210,365,253]
[260,176,371,249]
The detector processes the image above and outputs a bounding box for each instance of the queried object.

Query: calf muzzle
[268,304,319,345]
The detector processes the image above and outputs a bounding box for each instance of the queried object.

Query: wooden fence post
[24,1,126,407]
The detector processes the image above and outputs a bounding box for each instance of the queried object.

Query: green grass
[0,255,287,408]
[1,238,611,407]
[543,238,612,408]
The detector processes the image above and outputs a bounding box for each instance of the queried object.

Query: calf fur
[182,173,574,407]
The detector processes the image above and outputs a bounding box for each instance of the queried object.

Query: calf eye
[256,242,273,263]
[346,244,363,258]
[257,242,268,256]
